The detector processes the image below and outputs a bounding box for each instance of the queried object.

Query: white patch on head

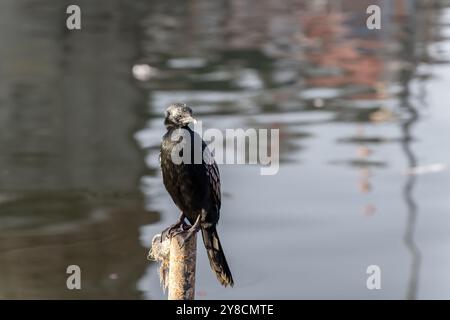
[167,103,188,118]
[165,104,193,128]
[171,108,181,118]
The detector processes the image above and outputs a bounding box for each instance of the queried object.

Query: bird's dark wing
[203,142,221,212]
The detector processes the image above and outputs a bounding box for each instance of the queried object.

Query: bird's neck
[166,125,193,133]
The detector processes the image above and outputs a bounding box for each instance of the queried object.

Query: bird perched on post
[159,103,234,287]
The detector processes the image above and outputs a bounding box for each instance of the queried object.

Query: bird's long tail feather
[201,226,234,287]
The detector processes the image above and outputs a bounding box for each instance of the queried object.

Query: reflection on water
[0,0,158,299]
[401,97,420,300]
[1,0,450,299]
[394,4,423,299]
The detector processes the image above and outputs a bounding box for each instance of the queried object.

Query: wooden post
[168,232,197,300]
[149,231,197,300]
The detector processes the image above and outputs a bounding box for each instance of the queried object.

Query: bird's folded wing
[203,145,221,211]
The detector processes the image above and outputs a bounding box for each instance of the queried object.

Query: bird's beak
[182,115,197,125]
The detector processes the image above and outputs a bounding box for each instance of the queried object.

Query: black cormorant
[160,103,234,287]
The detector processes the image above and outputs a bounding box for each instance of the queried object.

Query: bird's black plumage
[160,103,234,287]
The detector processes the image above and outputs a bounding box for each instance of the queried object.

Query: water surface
[1,0,450,299]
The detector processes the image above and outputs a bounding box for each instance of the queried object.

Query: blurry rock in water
[313,98,325,108]
[133,64,158,81]
[109,273,119,280]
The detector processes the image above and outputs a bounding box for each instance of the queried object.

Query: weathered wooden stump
[149,231,197,300]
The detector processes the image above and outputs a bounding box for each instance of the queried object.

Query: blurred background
[0,0,450,299]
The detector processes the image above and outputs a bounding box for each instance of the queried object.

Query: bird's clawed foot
[160,214,202,248]
[160,213,189,242]
[178,216,202,248]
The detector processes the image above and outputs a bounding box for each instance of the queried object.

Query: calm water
[1,0,450,299]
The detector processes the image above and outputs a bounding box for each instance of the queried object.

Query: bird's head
[164,103,197,129]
